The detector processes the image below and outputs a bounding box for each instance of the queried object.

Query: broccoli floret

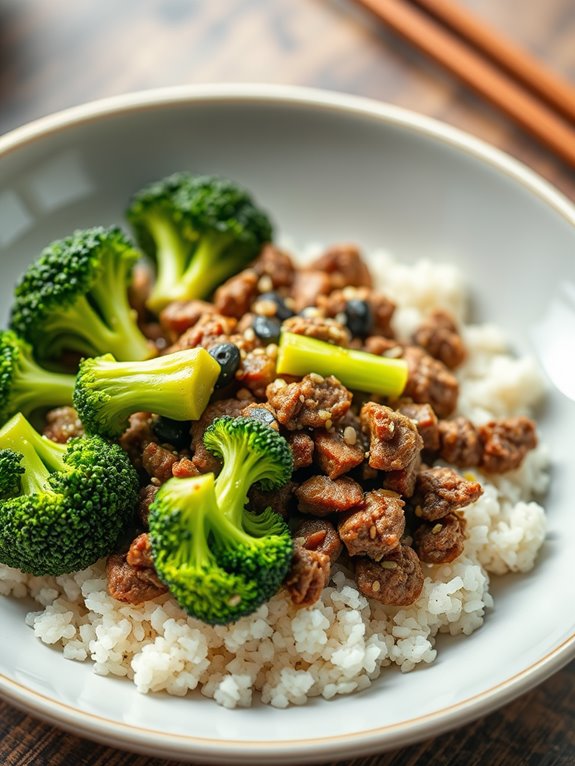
[276,331,409,398]
[9,226,154,365]
[149,417,293,624]
[73,348,221,439]
[0,413,139,575]
[0,330,75,425]
[126,173,273,313]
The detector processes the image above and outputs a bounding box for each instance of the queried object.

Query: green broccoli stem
[14,352,75,417]
[177,233,237,300]
[0,413,66,494]
[213,442,264,529]
[145,215,195,313]
[79,349,220,432]
[162,474,216,569]
[43,295,152,363]
[276,332,409,399]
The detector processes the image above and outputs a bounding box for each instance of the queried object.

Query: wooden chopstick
[352,0,575,167]
[412,0,575,124]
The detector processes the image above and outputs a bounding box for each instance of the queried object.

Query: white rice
[0,249,548,707]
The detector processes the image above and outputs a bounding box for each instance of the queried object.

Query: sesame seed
[381,561,398,570]
[343,426,357,445]
[252,347,265,356]
[266,343,278,358]
[335,312,347,324]
[244,328,256,342]
[369,525,377,540]
[342,287,357,300]
[309,372,325,384]
[328,326,341,339]
[151,477,161,486]
[254,299,277,317]
[318,409,331,420]
[385,346,403,359]
[228,595,242,607]
[431,523,443,534]
[325,419,333,430]
[301,307,322,318]
[371,580,381,592]
[257,275,273,293]
[274,378,287,388]
[284,297,296,311]
[299,394,306,403]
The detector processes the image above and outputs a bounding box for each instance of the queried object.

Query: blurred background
[0,0,573,197]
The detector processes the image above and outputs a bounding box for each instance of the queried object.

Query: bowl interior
[0,88,574,762]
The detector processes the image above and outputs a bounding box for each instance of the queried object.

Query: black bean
[252,315,281,342]
[257,292,294,321]
[209,342,241,389]
[344,299,373,338]
[152,417,192,450]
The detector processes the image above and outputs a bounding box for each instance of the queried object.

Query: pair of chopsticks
[352,0,575,167]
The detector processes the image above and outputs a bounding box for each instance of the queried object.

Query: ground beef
[479,417,537,473]
[396,401,440,452]
[43,407,84,444]
[284,545,330,607]
[313,430,365,480]
[119,412,154,469]
[171,456,200,479]
[106,547,167,605]
[166,313,237,353]
[190,398,249,473]
[309,244,373,289]
[137,484,158,526]
[293,518,342,563]
[295,475,363,517]
[126,532,154,568]
[236,349,277,399]
[267,374,352,431]
[414,513,466,564]
[383,452,422,498]
[252,244,295,289]
[364,336,403,356]
[402,346,459,418]
[214,269,259,318]
[438,417,483,467]
[248,481,296,519]
[412,309,467,369]
[338,489,405,561]
[159,300,215,342]
[287,432,315,469]
[291,270,332,312]
[128,262,154,324]
[354,545,424,606]
[282,315,350,346]
[141,442,178,483]
[360,402,423,472]
[413,465,483,521]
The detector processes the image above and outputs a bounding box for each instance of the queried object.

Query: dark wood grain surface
[0,1,574,764]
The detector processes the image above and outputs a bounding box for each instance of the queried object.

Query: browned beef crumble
[438,417,483,467]
[248,481,296,519]
[141,442,178,483]
[107,535,167,605]
[214,270,259,318]
[338,489,405,561]
[285,545,330,607]
[166,313,237,353]
[413,466,483,522]
[137,484,159,526]
[412,309,467,369]
[253,244,296,289]
[290,269,332,312]
[318,288,395,338]
[402,346,459,418]
[479,417,537,473]
[43,406,84,444]
[267,374,352,430]
[293,518,343,564]
[282,315,351,346]
[383,452,421,498]
[119,412,154,468]
[286,432,315,469]
[360,402,423,472]
[364,336,403,357]
[190,398,250,474]
[295,475,364,517]
[171,456,199,479]
[235,348,277,399]
[313,430,365,480]
[309,244,373,289]
[355,545,424,606]
[396,401,440,453]
[414,513,466,564]
[159,299,216,342]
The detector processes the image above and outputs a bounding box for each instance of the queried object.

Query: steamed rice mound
[0,249,548,708]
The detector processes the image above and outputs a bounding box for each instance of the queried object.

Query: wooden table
[0,1,573,764]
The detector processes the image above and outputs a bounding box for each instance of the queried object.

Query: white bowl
[0,84,574,764]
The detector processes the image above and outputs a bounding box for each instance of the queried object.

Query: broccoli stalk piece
[149,416,294,624]
[126,173,273,313]
[0,413,139,575]
[276,332,409,398]
[73,348,221,439]
[9,226,155,365]
[0,330,75,425]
